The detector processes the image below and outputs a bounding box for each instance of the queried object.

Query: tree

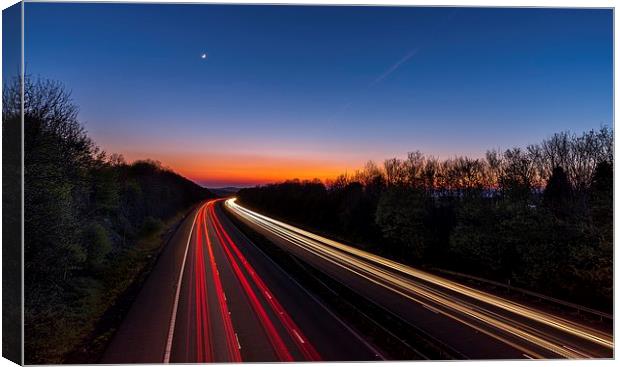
[542,166,572,219]
[9,76,213,363]
[450,199,510,276]
[376,187,429,261]
[83,223,112,271]
[19,76,96,363]
[499,148,536,202]
[589,161,612,244]
[590,161,612,214]
[3,75,24,363]
[237,125,613,309]
[384,158,406,187]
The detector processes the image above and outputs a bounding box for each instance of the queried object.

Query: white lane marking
[562,345,590,358]
[223,201,387,360]
[423,304,440,314]
[523,353,534,359]
[292,329,305,344]
[163,203,205,363]
[229,199,613,353]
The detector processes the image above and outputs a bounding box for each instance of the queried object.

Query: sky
[22,3,613,187]
[3,3,21,83]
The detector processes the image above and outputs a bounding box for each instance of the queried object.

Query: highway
[102,200,382,363]
[225,198,614,360]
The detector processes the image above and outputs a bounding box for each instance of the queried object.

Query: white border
[0,1,616,367]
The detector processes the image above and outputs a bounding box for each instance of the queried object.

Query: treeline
[3,76,213,363]
[237,127,613,309]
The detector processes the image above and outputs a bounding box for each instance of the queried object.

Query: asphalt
[101,198,613,362]
[102,200,382,363]
[225,199,614,360]
[101,205,201,363]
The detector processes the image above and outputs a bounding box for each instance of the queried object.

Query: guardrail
[431,268,612,321]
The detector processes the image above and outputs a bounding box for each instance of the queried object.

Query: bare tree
[384,158,406,187]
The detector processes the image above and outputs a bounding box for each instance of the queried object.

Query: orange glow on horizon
[120,150,361,187]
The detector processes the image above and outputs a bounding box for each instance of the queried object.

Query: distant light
[201,53,208,60]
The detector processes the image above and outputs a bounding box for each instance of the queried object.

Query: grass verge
[63,206,196,363]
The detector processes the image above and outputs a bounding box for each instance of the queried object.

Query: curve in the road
[225,198,613,360]
[164,199,381,362]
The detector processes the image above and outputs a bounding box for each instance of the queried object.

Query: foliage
[375,187,429,261]
[3,76,213,363]
[238,126,613,309]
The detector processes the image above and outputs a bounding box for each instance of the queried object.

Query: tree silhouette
[7,76,213,363]
[543,166,572,219]
[238,126,613,310]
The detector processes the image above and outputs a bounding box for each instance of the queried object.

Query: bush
[140,216,163,236]
[84,223,112,270]
[237,127,613,309]
[5,76,214,363]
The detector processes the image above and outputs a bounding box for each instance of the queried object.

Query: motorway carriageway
[225,198,613,360]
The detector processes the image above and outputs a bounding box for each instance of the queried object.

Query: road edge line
[163,202,205,363]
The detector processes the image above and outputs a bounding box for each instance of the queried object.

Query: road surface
[225,198,614,360]
[102,200,382,363]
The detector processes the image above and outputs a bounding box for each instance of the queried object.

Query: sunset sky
[22,3,612,187]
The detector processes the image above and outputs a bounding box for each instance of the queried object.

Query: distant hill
[209,186,241,197]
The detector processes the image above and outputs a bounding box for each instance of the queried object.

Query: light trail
[232,207,549,358]
[193,210,212,362]
[184,226,197,362]
[209,203,322,361]
[226,198,613,359]
[163,202,205,364]
[208,202,295,361]
[201,204,243,362]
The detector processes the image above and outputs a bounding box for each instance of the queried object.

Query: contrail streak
[327,9,458,123]
[371,48,419,86]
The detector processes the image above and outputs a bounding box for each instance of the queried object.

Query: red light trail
[208,202,294,361]
[209,203,321,361]
[202,207,243,362]
[165,200,324,362]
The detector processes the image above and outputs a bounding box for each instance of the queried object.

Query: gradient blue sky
[23,3,613,187]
